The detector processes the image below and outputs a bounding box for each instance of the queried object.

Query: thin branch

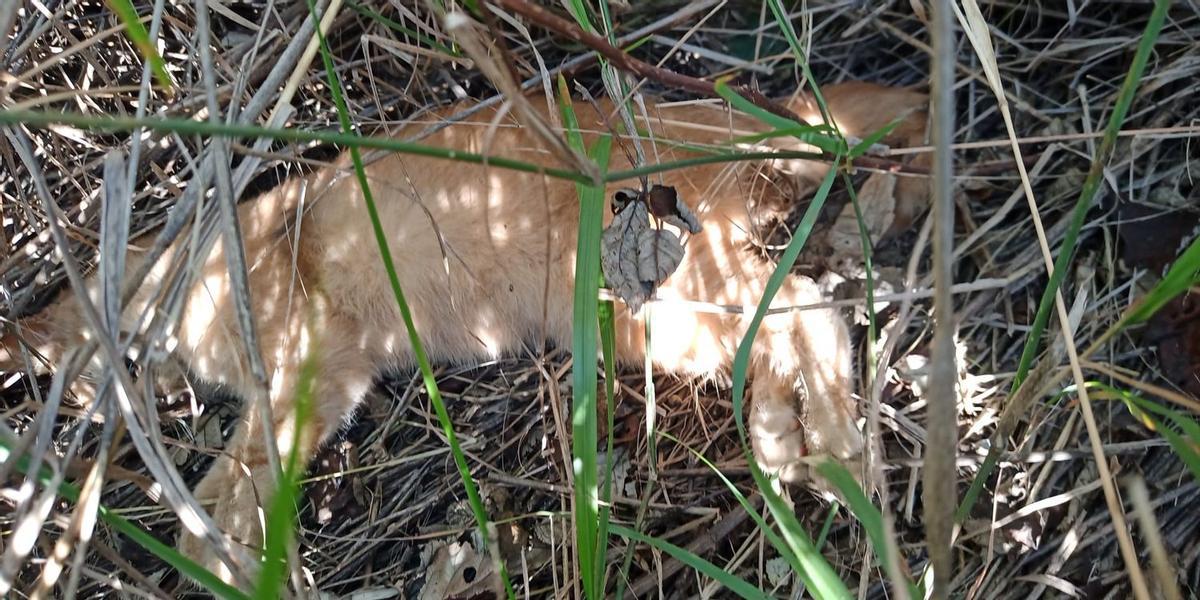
[491,0,801,124]
[489,0,934,178]
[924,0,958,597]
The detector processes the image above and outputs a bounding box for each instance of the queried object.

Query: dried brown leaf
[601,186,700,312]
[827,172,896,268]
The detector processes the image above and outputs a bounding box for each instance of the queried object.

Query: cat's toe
[749,392,810,483]
[804,393,863,464]
[178,527,254,586]
[177,457,266,587]
[748,382,867,493]
[804,400,866,496]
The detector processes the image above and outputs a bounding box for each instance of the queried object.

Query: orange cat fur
[0,81,928,583]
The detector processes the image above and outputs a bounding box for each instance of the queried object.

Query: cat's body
[0,81,927,583]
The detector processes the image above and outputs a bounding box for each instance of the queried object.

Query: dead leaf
[645,184,702,234]
[636,228,685,284]
[1143,294,1200,399]
[909,0,928,23]
[602,186,699,312]
[419,541,494,600]
[765,556,793,588]
[826,172,896,269]
[602,198,651,311]
[1117,201,1200,273]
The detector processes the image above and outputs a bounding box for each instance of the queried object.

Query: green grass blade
[609,525,772,600]
[958,0,1170,521]
[597,296,618,583]
[1068,235,1200,372]
[605,149,825,182]
[254,331,318,596]
[837,175,916,598]
[1115,235,1200,328]
[1141,421,1200,485]
[0,109,589,184]
[729,163,852,599]
[849,118,904,159]
[105,0,175,93]
[843,174,879,373]
[814,462,883,547]
[563,0,597,35]
[1120,395,1200,443]
[764,0,833,125]
[713,79,842,154]
[816,461,918,596]
[1091,383,1200,484]
[730,125,837,145]
[715,24,852,592]
[814,502,840,550]
[559,75,613,600]
[0,441,249,600]
[298,0,513,596]
[1008,0,1170,392]
[658,431,797,566]
[729,116,896,160]
[0,108,842,187]
[582,2,658,583]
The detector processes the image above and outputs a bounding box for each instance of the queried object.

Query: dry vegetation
[1,0,1199,598]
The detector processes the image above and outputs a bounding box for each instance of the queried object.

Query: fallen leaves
[1118,199,1200,397]
[418,541,492,600]
[601,185,701,312]
[825,171,898,271]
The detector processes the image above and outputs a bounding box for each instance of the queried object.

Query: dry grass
[2,1,1199,598]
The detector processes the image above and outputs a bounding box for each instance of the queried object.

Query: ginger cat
[0,81,927,584]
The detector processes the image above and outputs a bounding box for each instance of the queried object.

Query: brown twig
[628,495,760,597]
[490,0,801,123]
[925,0,957,597]
[489,0,937,179]
[477,0,525,95]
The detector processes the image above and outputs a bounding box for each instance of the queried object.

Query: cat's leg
[178,305,376,584]
[747,277,862,483]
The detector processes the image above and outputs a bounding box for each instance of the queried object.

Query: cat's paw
[749,375,864,486]
[804,394,863,464]
[803,390,865,496]
[178,456,267,586]
[749,386,810,484]
[178,526,261,588]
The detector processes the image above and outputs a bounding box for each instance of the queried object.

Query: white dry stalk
[924,0,958,596]
[196,0,298,583]
[362,33,474,67]
[119,0,323,335]
[273,0,345,128]
[443,11,596,182]
[4,0,312,584]
[487,5,557,126]
[2,15,326,590]
[53,150,133,598]
[955,2,1151,597]
[1126,477,1183,600]
[80,12,323,579]
[6,130,257,591]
